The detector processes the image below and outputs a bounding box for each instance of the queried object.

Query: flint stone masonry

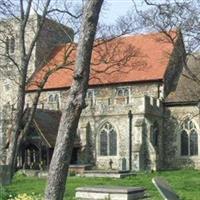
[75,186,145,200]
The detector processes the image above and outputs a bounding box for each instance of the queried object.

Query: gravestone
[122,158,127,171]
[119,158,127,171]
[0,165,11,185]
[152,177,180,200]
[76,186,145,200]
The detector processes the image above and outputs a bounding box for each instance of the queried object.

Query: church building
[23,30,200,171]
[1,15,200,172]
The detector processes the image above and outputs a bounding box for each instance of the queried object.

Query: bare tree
[0,1,139,184]
[0,0,50,176]
[0,0,78,177]
[132,0,200,86]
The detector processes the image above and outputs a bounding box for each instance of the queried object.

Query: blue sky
[99,0,145,24]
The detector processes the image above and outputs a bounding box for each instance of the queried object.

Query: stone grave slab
[75,186,145,200]
[152,177,180,200]
[83,170,135,178]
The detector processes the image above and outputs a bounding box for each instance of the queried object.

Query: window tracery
[115,87,130,96]
[180,118,198,156]
[99,122,117,156]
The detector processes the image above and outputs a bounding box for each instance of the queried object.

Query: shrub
[0,187,16,200]
[7,193,43,200]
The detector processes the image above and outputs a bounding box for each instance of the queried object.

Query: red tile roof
[27,31,179,91]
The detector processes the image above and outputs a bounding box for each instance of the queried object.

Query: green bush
[7,193,43,200]
[0,186,16,200]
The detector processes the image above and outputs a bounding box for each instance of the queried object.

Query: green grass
[1,169,200,200]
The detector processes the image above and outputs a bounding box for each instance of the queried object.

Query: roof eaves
[164,101,199,107]
[26,78,164,93]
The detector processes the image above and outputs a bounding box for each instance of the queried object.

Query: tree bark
[6,60,28,175]
[44,0,104,199]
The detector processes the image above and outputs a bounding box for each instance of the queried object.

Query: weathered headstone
[152,177,180,200]
[0,165,11,185]
[122,158,127,171]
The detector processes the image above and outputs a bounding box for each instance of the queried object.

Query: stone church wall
[164,105,200,169]
[25,82,165,171]
[26,81,162,110]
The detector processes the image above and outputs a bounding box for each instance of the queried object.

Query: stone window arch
[180,118,198,156]
[54,94,59,102]
[48,94,54,103]
[150,121,159,147]
[5,36,15,54]
[86,90,94,98]
[181,130,188,156]
[48,94,59,103]
[99,122,117,156]
[115,87,130,96]
[5,37,9,54]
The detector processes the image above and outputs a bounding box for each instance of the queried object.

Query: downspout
[157,84,160,99]
[128,110,133,171]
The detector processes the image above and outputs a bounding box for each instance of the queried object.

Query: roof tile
[27,31,178,91]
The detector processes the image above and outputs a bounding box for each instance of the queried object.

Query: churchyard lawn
[1,169,200,200]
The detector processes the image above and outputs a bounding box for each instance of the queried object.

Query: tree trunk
[6,61,27,176]
[6,63,51,175]
[44,0,104,199]
[5,0,50,176]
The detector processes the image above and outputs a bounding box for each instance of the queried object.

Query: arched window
[109,129,117,155]
[116,87,130,96]
[151,122,159,147]
[117,89,123,96]
[86,90,94,98]
[181,130,188,156]
[54,94,59,102]
[99,122,117,156]
[124,88,129,96]
[5,37,9,54]
[100,130,107,155]
[48,94,59,103]
[180,118,198,156]
[10,37,15,54]
[190,130,198,156]
[48,94,54,103]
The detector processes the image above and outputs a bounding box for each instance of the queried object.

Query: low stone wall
[0,165,11,185]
